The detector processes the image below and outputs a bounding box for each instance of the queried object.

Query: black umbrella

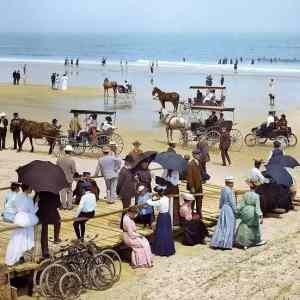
[267,155,300,169]
[131,151,157,170]
[154,151,187,174]
[263,165,293,187]
[16,160,69,194]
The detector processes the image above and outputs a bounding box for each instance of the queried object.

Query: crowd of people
[50,73,68,90]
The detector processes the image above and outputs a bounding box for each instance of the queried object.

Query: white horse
[160,109,189,142]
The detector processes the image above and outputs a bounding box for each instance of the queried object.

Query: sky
[0,0,299,33]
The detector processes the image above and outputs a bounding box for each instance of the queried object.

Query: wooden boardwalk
[0,183,225,277]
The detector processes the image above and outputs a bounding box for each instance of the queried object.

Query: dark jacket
[219,131,231,150]
[36,192,61,224]
[117,167,136,200]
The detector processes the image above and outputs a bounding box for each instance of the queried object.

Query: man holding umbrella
[56,145,77,210]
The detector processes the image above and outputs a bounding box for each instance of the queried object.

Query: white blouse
[147,196,170,213]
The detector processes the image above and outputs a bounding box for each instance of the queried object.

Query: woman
[235,179,266,249]
[147,186,175,256]
[211,176,236,250]
[2,182,20,223]
[179,192,208,246]
[135,185,153,227]
[5,184,38,266]
[122,207,153,268]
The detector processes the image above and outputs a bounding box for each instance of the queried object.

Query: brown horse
[16,119,59,154]
[152,87,180,112]
[103,78,118,100]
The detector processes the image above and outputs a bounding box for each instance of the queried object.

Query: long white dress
[5,193,38,266]
[60,75,68,91]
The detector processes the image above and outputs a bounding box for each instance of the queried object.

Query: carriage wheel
[287,133,298,147]
[53,142,65,158]
[100,249,122,282]
[244,133,257,147]
[110,133,124,155]
[90,263,114,290]
[33,259,51,296]
[179,130,189,147]
[40,263,68,298]
[59,272,82,300]
[230,129,243,152]
[205,130,220,153]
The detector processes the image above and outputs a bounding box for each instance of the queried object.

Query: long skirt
[181,219,208,246]
[211,204,235,249]
[123,234,153,267]
[235,222,261,248]
[152,212,175,256]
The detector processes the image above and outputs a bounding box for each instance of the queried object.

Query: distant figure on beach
[268,78,276,106]
[55,73,60,89]
[102,57,107,66]
[234,62,238,73]
[0,112,8,150]
[219,127,231,166]
[12,70,17,85]
[251,59,255,65]
[50,73,56,89]
[220,74,225,86]
[23,64,27,76]
[75,58,79,66]
[206,74,213,86]
[182,57,186,62]
[60,73,68,91]
[10,112,21,150]
[64,58,69,66]
[16,70,21,85]
[70,59,73,66]
[150,64,154,74]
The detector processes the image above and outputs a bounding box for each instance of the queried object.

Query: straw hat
[224,176,234,183]
[137,185,146,193]
[65,145,73,152]
[102,146,110,153]
[181,192,195,201]
[0,112,6,117]
[132,140,141,146]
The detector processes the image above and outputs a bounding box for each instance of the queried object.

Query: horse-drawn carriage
[244,123,297,148]
[180,106,243,152]
[53,110,124,157]
[189,86,226,107]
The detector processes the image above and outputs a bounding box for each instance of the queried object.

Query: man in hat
[69,112,81,138]
[268,78,275,106]
[219,127,231,166]
[117,155,136,228]
[196,135,210,172]
[9,112,22,150]
[102,116,114,133]
[56,145,77,209]
[94,146,121,203]
[0,113,8,151]
[187,149,204,217]
[129,140,143,161]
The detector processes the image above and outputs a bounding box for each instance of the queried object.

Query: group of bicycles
[33,236,121,300]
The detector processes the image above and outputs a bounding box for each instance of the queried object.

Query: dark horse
[16,119,59,154]
[152,87,180,112]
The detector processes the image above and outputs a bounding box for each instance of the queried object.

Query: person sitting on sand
[235,179,266,250]
[122,206,153,268]
[179,192,208,246]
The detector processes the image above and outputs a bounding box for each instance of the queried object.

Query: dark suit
[0,118,8,150]
[10,117,21,149]
[36,192,61,257]
[220,131,231,166]
[187,159,203,216]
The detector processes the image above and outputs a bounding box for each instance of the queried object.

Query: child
[136,186,153,227]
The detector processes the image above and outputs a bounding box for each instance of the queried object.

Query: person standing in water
[268,78,276,107]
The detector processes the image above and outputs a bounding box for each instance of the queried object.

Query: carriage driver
[101,116,114,134]
[205,111,218,127]
[69,112,81,138]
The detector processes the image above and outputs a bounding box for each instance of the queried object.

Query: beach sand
[0,65,299,299]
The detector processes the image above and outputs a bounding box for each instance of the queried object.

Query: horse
[152,87,180,112]
[103,78,118,100]
[16,119,59,154]
[160,109,189,142]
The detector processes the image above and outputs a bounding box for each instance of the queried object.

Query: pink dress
[123,214,153,267]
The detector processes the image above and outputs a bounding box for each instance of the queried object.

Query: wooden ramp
[0,184,225,277]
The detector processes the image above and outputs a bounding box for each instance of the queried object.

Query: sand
[0,83,299,300]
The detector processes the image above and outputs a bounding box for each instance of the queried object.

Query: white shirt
[147,196,170,213]
[102,121,114,131]
[250,167,269,185]
[3,191,18,218]
[162,169,180,186]
[267,115,274,127]
[76,191,96,217]
[94,155,121,179]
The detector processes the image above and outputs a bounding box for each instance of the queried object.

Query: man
[0,112,8,150]
[12,70,17,85]
[10,112,22,150]
[16,70,21,85]
[36,192,61,258]
[51,73,56,89]
[117,155,136,228]
[187,149,204,217]
[129,140,143,161]
[220,74,225,86]
[268,78,275,106]
[94,146,121,203]
[56,145,77,209]
[102,116,114,133]
[167,141,176,153]
[266,111,275,128]
[205,111,218,127]
[196,136,210,173]
[69,113,81,138]
[250,159,269,186]
[219,127,231,166]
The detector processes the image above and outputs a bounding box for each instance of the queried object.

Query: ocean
[0,32,299,67]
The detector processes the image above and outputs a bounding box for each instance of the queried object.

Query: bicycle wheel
[59,272,82,300]
[288,133,298,147]
[40,263,68,298]
[90,263,114,290]
[205,130,220,153]
[101,249,122,282]
[110,133,124,155]
[33,259,51,296]
[244,133,257,147]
